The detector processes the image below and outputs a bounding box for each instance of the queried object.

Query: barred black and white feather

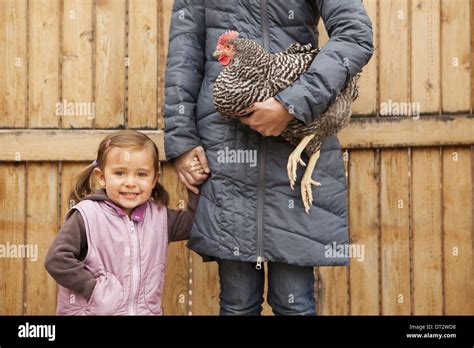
[213,36,360,157]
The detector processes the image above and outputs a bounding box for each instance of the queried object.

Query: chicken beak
[213,50,221,57]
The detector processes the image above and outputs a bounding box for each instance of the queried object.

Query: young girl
[45,130,199,315]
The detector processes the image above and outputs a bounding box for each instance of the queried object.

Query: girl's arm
[167,189,200,242]
[45,210,96,300]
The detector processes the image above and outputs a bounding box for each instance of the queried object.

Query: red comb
[217,30,239,46]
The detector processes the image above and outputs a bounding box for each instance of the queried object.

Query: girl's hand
[174,146,210,194]
[190,157,205,174]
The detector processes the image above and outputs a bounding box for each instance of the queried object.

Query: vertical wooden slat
[317,18,329,46]
[317,266,349,315]
[158,0,174,130]
[128,0,158,129]
[62,0,94,128]
[25,163,58,314]
[94,0,125,128]
[349,150,380,314]
[160,2,192,314]
[191,252,219,315]
[442,147,473,314]
[352,0,378,116]
[411,0,441,114]
[28,0,60,127]
[0,0,27,127]
[0,164,26,314]
[262,263,273,315]
[441,0,470,113]
[410,0,443,315]
[411,149,443,314]
[60,163,88,223]
[472,0,474,113]
[380,149,411,315]
[162,162,189,315]
[379,0,409,112]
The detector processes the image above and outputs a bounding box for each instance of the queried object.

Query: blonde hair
[70,130,169,207]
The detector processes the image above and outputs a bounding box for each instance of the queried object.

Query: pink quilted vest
[56,199,168,315]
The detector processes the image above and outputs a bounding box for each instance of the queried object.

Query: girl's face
[93,146,159,216]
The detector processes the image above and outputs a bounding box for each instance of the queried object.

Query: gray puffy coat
[164,0,374,267]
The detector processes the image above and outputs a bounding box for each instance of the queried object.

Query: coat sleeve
[167,190,200,242]
[164,0,206,160]
[274,0,374,125]
[44,210,97,301]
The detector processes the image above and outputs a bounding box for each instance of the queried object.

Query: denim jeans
[217,259,316,315]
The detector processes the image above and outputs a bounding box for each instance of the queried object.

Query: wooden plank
[25,163,58,314]
[352,0,378,116]
[338,115,474,149]
[380,149,411,314]
[411,0,441,114]
[441,0,470,113]
[158,0,174,129]
[410,0,443,315]
[94,0,125,128]
[317,266,349,315]
[262,263,273,315]
[0,130,164,161]
[28,0,60,127]
[0,0,27,127]
[349,150,380,314]
[0,163,26,314]
[442,147,473,314]
[160,0,173,67]
[61,0,94,128]
[379,0,409,114]
[317,17,329,46]
[162,162,189,315]
[411,148,443,314]
[472,0,474,113]
[191,252,219,315]
[2,115,474,161]
[128,0,158,129]
[60,162,88,223]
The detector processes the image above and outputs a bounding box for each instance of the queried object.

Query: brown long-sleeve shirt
[45,189,199,301]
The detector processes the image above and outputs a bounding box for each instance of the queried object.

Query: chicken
[211,31,360,213]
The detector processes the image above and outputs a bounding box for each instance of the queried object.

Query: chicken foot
[301,150,321,214]
[287,134,314,190]
[287,134,322,213]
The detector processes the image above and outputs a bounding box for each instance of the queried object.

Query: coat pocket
[85,271,124,315]
[56,286,89,315]
[144,264,165,314]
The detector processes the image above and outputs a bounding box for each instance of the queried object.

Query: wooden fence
[0,0,473,315]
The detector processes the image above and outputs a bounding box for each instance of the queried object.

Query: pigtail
[69,163,97,206]
[152,182,169,208]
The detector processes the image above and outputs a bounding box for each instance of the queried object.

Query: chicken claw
[286,134,315,190]
[301,150,321,214]
[287,152,306,190]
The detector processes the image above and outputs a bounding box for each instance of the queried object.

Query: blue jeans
[217,259,316,315]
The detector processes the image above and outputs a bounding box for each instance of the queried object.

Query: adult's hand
[174,146,210,194]
[239,97,294,137]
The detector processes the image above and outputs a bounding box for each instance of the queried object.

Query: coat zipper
[256,0,269,271]
[127,216,140,315]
